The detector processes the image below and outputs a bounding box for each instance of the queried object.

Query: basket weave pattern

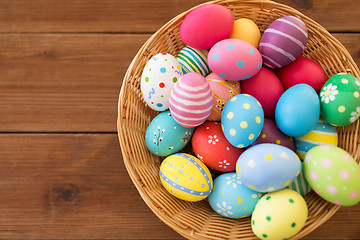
[118,0,360,239]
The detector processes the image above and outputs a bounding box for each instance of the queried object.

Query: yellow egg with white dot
[251,189,308,240]
[160,153,213,202]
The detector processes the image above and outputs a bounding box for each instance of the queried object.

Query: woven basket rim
[118,0,360,239]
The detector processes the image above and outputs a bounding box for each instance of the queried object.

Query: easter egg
[276,56,327,93]
[294,118,338,160]
[229,18,261,48]
[208,39,263,81]
[206,73,241,121]
[320,73,360,126]
[176,46,210,76]
[145,111,194,156]
[159,153,213,202]
[236,143,301,193]
[250,118,295,151]
[303,145,360,206]
[221,94,264,148]
[141,53,182,111]
[192,122,243,172]
[285,162,312,196]
[241,67,284,118]
[208,172,262,218]
[179,4,234,49]
[259,16,308,69]
[275,84,320,137]
[169,72,213,128]
[251,189,308,240]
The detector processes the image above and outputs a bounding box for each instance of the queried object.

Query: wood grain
[0,0,358,33]
[0,33,358,133]
[0,134,358,239]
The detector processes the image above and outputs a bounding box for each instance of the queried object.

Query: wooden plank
[0,133,359,239]
[0,0,358,33]
[0,33,358,133]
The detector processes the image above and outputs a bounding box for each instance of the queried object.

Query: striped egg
[285,162,312,196]
[169,72,213,128]
[294,118,338,160]
[206,73,241,121]
[259,16,308,69]
[176,46,211,77]
[160,153,213,202]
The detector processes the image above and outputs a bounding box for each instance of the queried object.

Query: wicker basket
[117,0,360,239]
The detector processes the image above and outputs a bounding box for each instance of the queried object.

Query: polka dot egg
[141,53,183,111]
[320,73,360,126]
[208,172,262,218]
[208,39,262,81]
[221,94,264,148]
[160,153,213,202]
[303,145,360,206]
[251,189,308,240]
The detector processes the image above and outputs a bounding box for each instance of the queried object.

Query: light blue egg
[275,84,320,137]
[236,143,301,193]
[221,94,264,148]
[208,172,262,218]
[145,111,194,156]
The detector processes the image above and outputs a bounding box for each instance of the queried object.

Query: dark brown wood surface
[0,0,359,239]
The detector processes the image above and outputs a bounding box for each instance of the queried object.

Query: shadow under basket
[117,0,360,239]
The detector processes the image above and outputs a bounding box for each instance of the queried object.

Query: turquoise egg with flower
[208,172,262,218]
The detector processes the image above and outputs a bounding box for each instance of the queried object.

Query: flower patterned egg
[145,111,194,157]
[192,122,243,172]
[275,56,327,93]
[160,153,213,202]
[259,16,308,69]
[141,53,183,111]
[304,145,360,206]
[208,39,263,81]
[229,18,261,48]
[236,143,301,193]
[169,72,213,128]
[208,172,262,218]
[221,94,264,148]
[275,84,320,137]
[206,73,241,121]
[251,189,308,240]
[176,46,210,76]
[294,118,338,160]
[250,118,295,151]
[179,4,234,49]
[320,73,360,126]
[242,67,284,118]
[285,162,312,196]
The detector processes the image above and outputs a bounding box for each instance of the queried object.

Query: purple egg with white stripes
[259,16,308,69]
[169,72,213,128]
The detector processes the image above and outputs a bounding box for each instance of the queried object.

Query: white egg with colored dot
[221,94,264,148]
[251,189,308,240]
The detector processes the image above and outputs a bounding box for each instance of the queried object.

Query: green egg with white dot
[221,94,264,148]
[251,189,308,240]
[303,145,360,206]
[320,73,360,126]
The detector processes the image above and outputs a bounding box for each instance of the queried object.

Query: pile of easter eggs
[140,3,360,240]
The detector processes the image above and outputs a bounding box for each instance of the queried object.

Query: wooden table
[0,0,359,239]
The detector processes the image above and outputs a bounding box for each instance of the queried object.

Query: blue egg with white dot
[145,110,195,156]
[221,94,264,148]
[208,172,262,218]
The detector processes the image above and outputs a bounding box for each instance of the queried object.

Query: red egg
[241,67,284,118]
[192,122,243,172]
[275,56,327,93]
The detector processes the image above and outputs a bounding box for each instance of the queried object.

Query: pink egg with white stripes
[259,16,308,69]
[169,72,213,128]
